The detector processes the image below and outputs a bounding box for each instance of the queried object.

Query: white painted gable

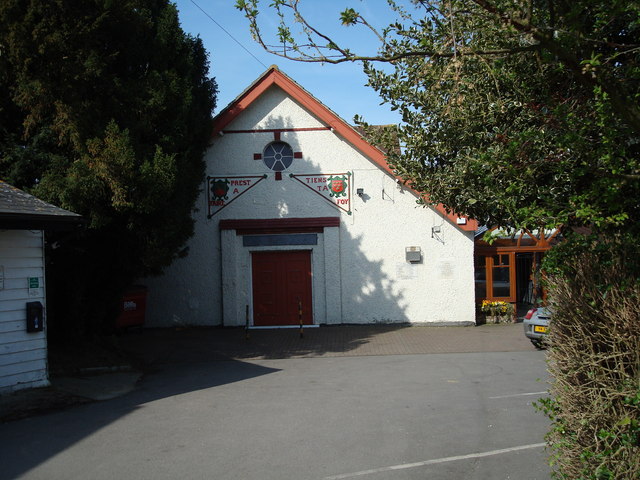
[144,68,475,328]
[227,85,326,131]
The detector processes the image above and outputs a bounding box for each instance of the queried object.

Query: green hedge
[540,235,640,479]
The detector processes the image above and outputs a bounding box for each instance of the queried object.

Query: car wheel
[531,339,545,349]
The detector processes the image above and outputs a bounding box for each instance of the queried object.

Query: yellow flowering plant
[480,300,511,316]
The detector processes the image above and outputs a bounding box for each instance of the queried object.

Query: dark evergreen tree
[0,0,217,335]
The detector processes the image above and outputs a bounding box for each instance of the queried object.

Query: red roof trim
[222,127,331,134]
[219,217,340,231]
[211,66,477,232]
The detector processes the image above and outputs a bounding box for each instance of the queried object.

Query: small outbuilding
[145,66,477,328]
[0,181,82,393]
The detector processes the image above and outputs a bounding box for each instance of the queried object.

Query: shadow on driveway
[0,357,279,480]
[116,323,533,363]
[116,324,415,364]
[0,323,534,479]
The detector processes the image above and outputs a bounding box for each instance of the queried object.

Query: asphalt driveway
[0,325,550,479]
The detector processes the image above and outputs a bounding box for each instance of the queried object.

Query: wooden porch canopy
[474,227,561,304]
[475,227,561,252]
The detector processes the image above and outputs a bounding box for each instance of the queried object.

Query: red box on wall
[115,285,148,329]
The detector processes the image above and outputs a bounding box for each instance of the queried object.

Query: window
[475,253,515,302]
[474,256,487,298]
[491,254,511,297]
[263,142,294,172]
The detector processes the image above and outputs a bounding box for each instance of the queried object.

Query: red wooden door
[252,251,313,326]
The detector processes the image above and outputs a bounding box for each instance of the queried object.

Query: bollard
[298,298,304,339]
[245,304,250,340]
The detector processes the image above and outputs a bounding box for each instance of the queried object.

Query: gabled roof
[0,181,84,230]
[211,66,477,232]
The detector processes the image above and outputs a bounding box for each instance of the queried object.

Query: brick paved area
[120,323,536,366]
[0,324,537,423]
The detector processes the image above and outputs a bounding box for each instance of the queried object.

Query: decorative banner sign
[207,175,266,218]
[289,172,352,214]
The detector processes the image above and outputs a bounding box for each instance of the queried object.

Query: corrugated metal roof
[475,225,489,238]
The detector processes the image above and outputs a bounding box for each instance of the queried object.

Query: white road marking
[324,443,546,479]
[489,391,548,399]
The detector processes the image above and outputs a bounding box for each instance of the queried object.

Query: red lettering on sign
[306,177,327,184]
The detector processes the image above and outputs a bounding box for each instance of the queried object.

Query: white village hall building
[145,67,478,328]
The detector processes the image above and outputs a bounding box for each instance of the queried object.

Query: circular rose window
[263,141,294,172]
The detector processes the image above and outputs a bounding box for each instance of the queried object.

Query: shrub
[541,235,640,479]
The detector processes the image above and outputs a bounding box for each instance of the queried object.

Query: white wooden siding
[0,230,49,393]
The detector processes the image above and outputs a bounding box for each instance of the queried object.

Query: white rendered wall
[144,85,475,327]
[0,230,49,393]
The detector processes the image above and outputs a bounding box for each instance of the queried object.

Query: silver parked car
[523,307,551,349]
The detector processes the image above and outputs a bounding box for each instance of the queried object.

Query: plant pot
[487,314,511,324]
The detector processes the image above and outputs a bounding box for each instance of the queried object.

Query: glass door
[475,252,516,302]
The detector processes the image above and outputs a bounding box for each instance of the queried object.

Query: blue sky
[173,0,405,126]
